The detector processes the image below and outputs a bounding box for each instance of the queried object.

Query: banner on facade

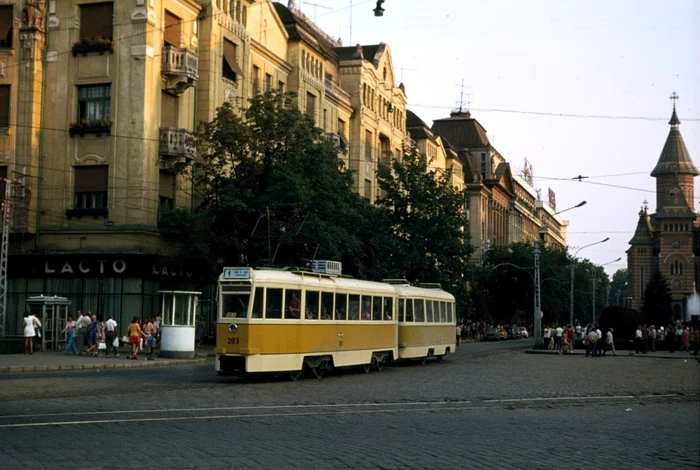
[522,158,534,186]
[548,188,557,211]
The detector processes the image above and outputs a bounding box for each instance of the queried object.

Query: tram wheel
[419,357,427,366]
[363,362,371,374]
[436,355,444,363]
[373,357,384,372]
[312,362,326,379]
[289,369,303,381]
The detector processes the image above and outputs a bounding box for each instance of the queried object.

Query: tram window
[265,288,283,319]
[348,294,360,320]
[372,296,382,321]
[426,300,434,323]
[361,296,371,320]
[383,297,393,320]
[222,291,251,319]
[414,299,425,322]
[399,299,405,322]
[440,302,446,322]
[284,289,302,319]
[251,287,264,318]
[448,303,454,323]
[335,293,347,320]
[305,290,320,320]
[433,301,440,322]
[321,292,333,320]
[405,299,413,322]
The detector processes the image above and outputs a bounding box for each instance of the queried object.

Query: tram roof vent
[382,279,411,285]
[418,282,443,290]
[309,260,342,276]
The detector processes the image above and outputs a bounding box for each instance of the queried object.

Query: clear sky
[295,0,700,276]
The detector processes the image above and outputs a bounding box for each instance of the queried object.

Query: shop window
[0,6,12,48]
[0,85,9,128]
[78,85,111,122]
[73,165,108,212]
[80,2,114,40]
[223,39,243,82]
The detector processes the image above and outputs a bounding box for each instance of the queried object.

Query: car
[506,327,518,340]
[483,328,500,341]
[519,327,529,338]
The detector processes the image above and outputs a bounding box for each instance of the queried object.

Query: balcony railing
[324,78,352,106]
[161,46,199,94]
[159,128,196,162]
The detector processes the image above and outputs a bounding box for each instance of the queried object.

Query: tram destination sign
[223,267,251,279]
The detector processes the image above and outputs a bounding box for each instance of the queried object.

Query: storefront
[6,253,216,336]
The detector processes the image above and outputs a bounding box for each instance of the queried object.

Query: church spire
[650,92,698,177]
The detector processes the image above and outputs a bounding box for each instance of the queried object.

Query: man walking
[634,325,643,354]
[554,325,564,350]
[649,325,657,353]
[605,328,617,356]
[75,311,87,355]
[105,314,119,357]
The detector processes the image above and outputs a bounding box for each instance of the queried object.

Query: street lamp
[555,200,587,216]
[592,257,622,325]
[569,237,609,327]
[373,0,385,16]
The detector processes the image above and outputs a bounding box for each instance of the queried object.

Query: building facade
[627,102,699,318]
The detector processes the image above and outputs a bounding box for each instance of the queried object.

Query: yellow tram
[215,264,456,379]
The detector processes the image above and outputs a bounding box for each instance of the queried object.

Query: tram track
[0,392,694,429]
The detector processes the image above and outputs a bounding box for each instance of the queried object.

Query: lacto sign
[45,259,128,275]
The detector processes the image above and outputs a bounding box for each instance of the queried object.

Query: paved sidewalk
[0,345,215,374]
[526,348,700,360]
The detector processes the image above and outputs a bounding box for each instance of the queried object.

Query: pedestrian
[566,324,575,349]
[690,327,699,357]
[586,328,599,357]
[143,317,156,360]
[543,325,551,350]
[595,326,603,356]
[575,323,582,339]
[455,324,462,345]
[559,334,571,355]
[680,327,690,352]
[648,325,657,352]
[22,311,40,355]
[675,325,684,351]
[641,324,649,353]
[605,328,617,356]
[634,325,643,354]
[554,324,564,350]
[87,314,98,356]
[196,316,207,348]
[126,316,145,360]
[94,315,106,358]
[32,314,42,352]
[61,315,78,354]
[75,311,86,355]
[667,326,676,353]
[105,314,119,357]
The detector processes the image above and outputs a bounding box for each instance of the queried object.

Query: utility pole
[591,274,597,325]
[0,178,12,338]
[569,264,575,326]
[533,241,542,348]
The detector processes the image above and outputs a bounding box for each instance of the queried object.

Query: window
[414,299,425,322]
[323,109,327,131]
[80,2,114,40]
[305,290,319,320]
[278,80,285,93]
[372,296,382,321]
[405,299,414,322]
[361,296,371,320]
[306,92,316,118]
[161,92,178,128]
[440,302,447,322]
[223,40,243,82]
[0,85,9,128]
[78,85,111,122]
[398,299,404,322]
[364,179,371,199]
[365,130,373,160]
[425,300,433,322]
[0,6,12,48]
[321,292,333,320]
[338,118,346,137]
[74,165,108,209]
[251,287,263,318]
[164,11,180,47]
[265,288,282,319]
[265,73,273,92]
[383,298,393,321]
[285,289,301,319]
[335,293,347,320]
[348,294,360,320]
[222,291,250,318]
[159,171,175,214]
[481,153,486,174]
[252,65,261,94]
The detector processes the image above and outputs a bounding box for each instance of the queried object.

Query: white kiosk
[25,295,71,352]
[159,290,200,359]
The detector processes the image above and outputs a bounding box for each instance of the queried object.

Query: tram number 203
[227,337,240,345]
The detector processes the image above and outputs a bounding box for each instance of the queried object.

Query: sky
[293,0,700,276]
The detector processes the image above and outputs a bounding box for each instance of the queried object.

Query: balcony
[161,45,199,94]
[324,78,352,107]
[159,127,196,165]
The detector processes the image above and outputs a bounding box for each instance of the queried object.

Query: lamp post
[569,237,609,327]
[555,200,587,216]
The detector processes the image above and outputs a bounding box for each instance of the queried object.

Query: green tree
[640,269,673,326]
[609,268,628,307]
[376,145,473,302]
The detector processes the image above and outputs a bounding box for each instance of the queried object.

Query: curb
[524,350,699,360]
[0,358,207,375]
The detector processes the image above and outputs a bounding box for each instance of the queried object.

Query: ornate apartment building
[0,0,415,334]
[429,110,568,260]
[627,101,699,318]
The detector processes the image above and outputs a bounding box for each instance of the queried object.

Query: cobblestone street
[1,340,698,469]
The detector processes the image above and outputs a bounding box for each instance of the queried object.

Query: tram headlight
[229,323,238,333]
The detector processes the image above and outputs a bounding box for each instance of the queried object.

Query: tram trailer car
[215,266,456,379]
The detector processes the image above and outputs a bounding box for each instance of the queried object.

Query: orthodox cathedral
[627,95,699,320]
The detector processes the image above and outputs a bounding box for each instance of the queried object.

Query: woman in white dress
[23,311,41,354]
